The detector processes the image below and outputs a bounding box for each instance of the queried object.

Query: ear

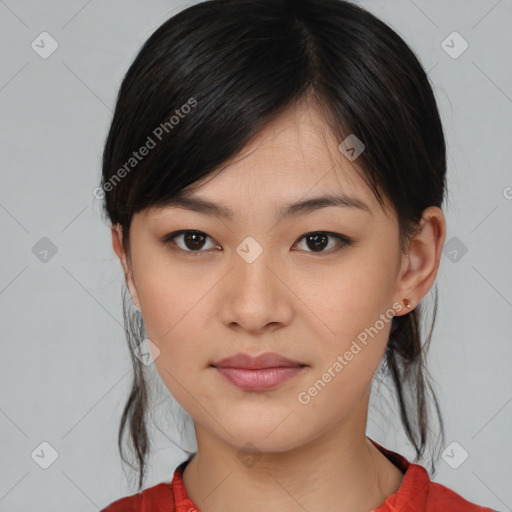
[111,224,141,311]
[393,206,446,315]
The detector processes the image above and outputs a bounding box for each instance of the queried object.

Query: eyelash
[161,230,353,256]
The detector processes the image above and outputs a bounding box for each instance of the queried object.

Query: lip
[212,352,305,369]
[211,352,306,391]
[214,367,305,391]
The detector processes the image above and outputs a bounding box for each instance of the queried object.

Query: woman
[99,0,496,510]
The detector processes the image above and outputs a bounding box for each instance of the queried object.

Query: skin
[112,99,446,512]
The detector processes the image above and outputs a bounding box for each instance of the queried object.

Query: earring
[403,298,412,309]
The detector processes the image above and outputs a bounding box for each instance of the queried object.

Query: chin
[216,422,311,455]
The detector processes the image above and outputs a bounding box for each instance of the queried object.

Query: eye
[161,230,352,255]
[293,231,352,253]
[162,230,219,254]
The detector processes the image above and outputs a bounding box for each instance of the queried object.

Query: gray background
[0,0,511,510]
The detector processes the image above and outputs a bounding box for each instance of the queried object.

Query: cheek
[297,251,396,387]
[133,246,198,326]
[308,256,394,336]
[130,251,196,358]
[133,265,228,399]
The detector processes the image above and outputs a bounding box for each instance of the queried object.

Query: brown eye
[294,232,352,253]
[161,230,352,256]
[162,230,218,253]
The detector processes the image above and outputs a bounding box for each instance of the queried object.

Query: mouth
[210,352,307,391]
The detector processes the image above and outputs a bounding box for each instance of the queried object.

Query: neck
[181,418,404,512]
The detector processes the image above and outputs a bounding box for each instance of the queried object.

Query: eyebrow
[157,193,371,220]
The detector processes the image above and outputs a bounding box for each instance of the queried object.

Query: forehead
[180,102,372,205]
[137,101,397,231]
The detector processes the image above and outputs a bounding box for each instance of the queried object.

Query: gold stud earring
[403,298,412,309]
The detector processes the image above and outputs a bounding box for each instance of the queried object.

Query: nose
[218,244,294,335]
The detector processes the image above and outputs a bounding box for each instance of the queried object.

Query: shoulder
[370,439,496,512]
[425,477,498,512]
[399,462,496,511]
[100,482,173,512]
[100,455,195,512]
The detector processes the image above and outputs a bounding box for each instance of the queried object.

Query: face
[112,101,434,454]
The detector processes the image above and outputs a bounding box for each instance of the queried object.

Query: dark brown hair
[100,0,447,491]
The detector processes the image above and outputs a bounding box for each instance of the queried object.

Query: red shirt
[101,439,497,511]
